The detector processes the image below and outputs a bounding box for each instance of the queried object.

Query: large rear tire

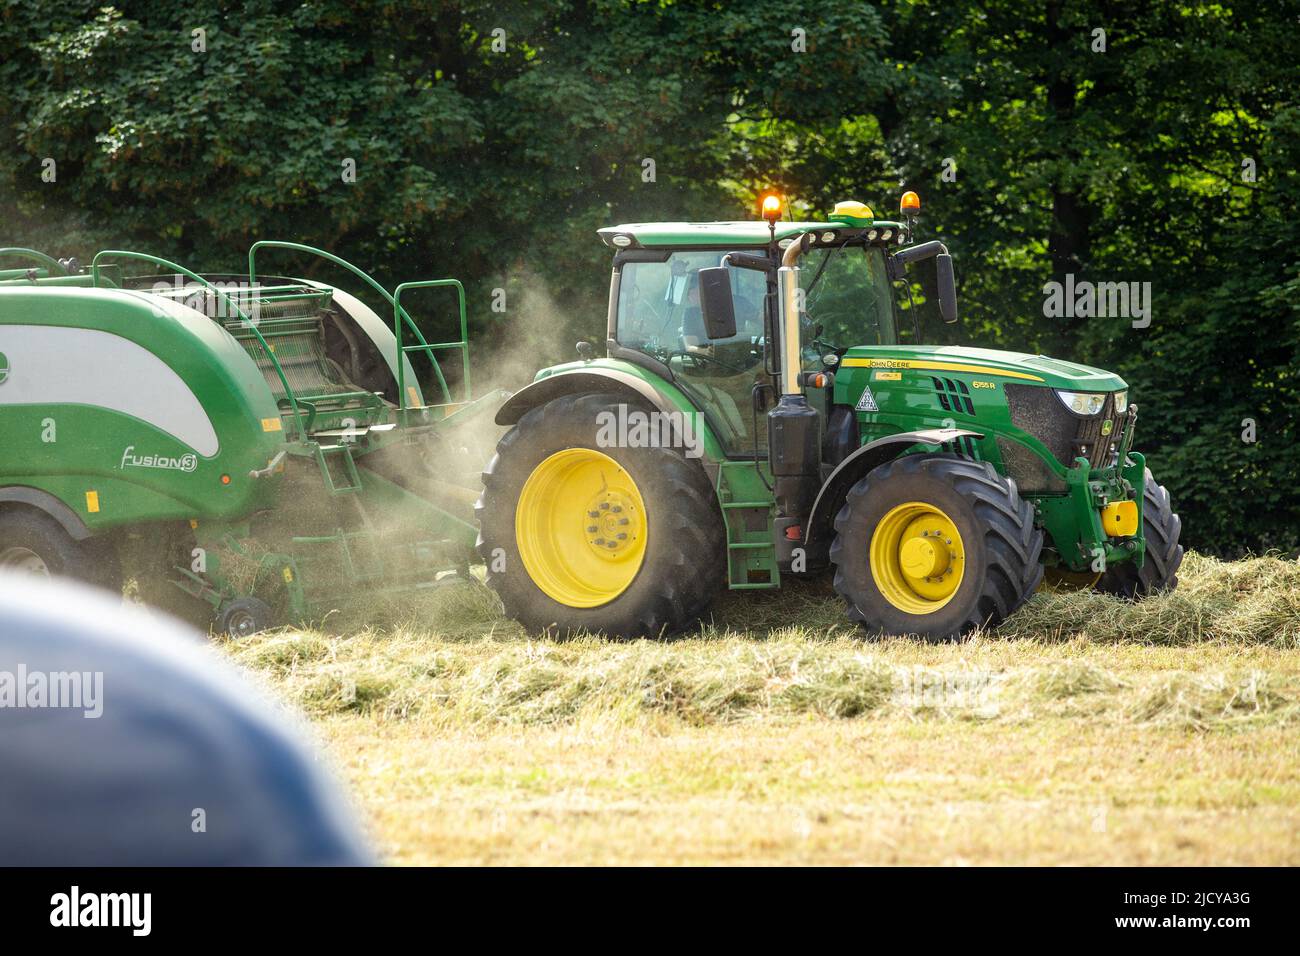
[476,393,725,638]
[830,454,1043,641]
[1098,469,1183,598]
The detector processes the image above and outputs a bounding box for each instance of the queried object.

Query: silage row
[224,551,1300,729]
[228,636,1300,732]
[997,553,1300,646]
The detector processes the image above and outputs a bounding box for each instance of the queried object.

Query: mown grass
[227,552,1300,730]
[222,551,1300,864]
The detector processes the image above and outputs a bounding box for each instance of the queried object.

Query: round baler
[0,244,499,635]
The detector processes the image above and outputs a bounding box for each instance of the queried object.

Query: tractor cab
[598,198,940,459]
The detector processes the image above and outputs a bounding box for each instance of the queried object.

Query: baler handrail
[90,249,309,440]
[393,279,470,413]
[0,248,69,275]
[247,240,454,405]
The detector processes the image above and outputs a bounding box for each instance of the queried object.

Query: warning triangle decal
[855,385,879,412]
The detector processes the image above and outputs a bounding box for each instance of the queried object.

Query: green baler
[0,243,499,635]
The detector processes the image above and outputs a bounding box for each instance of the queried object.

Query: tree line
[2,1,1296,553]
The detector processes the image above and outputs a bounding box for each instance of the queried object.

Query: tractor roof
[598,219,907,249]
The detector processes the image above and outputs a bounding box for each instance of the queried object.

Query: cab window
[616,251,770,456]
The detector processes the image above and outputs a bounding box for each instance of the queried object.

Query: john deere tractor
[0,242,499,636]
[477,193,1184,640]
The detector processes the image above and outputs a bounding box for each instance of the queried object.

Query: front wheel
[1098,469,1183,598]
[830,455,1044,641]
[476,392,725,638]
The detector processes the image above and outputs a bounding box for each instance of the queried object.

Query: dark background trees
[2,0,1296,554]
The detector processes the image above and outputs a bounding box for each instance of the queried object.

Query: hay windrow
[223,552,1300,729]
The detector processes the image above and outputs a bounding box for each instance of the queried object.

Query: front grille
[997,436,1067,493]
[1005,384,1127,470]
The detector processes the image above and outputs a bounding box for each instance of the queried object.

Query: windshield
[799,244,897,352]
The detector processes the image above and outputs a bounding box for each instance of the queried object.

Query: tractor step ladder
[715,462,780,590]
[313,443,363,495]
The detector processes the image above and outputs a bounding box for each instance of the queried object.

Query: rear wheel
[830,455,1043,640]
[476,393,725,637]
[0,508,122,595]
[1098,469,1183,598]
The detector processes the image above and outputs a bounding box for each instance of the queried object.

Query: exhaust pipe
[777,235,809,395]
[769,234,820,565]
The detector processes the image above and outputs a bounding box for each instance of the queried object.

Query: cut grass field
[224,553,1300,865]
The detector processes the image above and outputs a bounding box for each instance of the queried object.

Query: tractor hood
[839,345,1126,392]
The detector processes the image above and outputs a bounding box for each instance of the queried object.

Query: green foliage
[1,0,1295,553]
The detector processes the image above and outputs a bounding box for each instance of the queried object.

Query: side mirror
[935,253,958,324]
[697,267,737,339]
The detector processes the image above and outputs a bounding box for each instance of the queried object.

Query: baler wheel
[217,597,274,640]
[0,508,122,596]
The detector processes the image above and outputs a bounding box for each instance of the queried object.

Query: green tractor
[0,243,499,636]
[477,194,1184,640]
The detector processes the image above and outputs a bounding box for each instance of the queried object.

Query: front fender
[803,428,984,549]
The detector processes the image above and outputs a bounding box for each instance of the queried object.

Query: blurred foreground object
[0,573,371,865]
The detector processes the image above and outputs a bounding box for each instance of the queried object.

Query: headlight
[1055,390,1106,416]
[1113,389,1128,413]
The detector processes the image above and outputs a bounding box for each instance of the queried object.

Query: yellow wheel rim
[515,448,648,608]
[870,501,966,615]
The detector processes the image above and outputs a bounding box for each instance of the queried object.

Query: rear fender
[0,486,92,540]
[495,368,724,467]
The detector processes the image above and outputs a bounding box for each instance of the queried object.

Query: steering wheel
[677,350,751,375]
